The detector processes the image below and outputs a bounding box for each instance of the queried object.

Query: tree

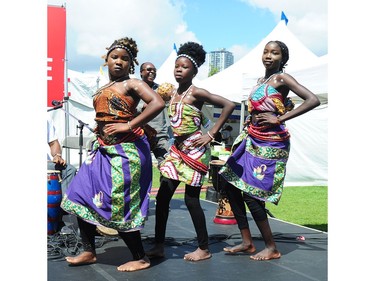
[208,65,220,77]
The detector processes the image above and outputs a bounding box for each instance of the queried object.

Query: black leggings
[224,182,268,230]
[154,176,209,250]
[77,218,145,260]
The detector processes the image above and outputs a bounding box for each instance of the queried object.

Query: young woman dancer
[61,37,165,271]
[220,40,320,261]
[146,42,235,262]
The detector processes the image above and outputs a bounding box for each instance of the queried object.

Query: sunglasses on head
[142,67,157,72]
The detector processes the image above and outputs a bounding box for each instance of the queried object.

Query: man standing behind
[48,114,77,231]
[47,114,77,194]
[138,62,170,166]
[221,124,233,148]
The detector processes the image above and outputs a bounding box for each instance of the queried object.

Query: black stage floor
[48,198,328,281]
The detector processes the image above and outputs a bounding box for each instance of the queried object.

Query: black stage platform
[48,198,328,281]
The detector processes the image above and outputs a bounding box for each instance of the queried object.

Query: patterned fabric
[93,85,137,123]
[159,101,210,186]
[61,81,152,231]
[219,83,290,205]
[248,84,286,115]
[93,83,146,145]
[168,102,209,137]
[61,137,152,231]
[170,142,208,174]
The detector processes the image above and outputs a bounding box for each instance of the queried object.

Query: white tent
[48,70,105,166]
[155,45,177,87]
[194,20,328,187]
[49,20,327,186]
[195,20,325,103]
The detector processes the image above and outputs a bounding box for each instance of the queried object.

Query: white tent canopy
[191,20,328,187]
[155,46,177,87]
[194,21,326,103]
[49,20,327,187]
[48,70,103,166]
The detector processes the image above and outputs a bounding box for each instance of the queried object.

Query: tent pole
[62,2,70,163]
[240,100,246,133]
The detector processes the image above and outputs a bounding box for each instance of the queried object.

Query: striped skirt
[159,131,210,187]
[61,135,152,232]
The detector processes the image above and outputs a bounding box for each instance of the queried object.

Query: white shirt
[47,115,58,160]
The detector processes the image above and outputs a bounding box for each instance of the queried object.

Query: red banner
[47,5,66,107]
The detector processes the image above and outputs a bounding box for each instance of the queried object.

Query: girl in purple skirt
[220,41,320,261]
[61,37,164,272]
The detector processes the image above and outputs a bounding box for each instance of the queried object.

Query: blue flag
[173,43,178,53]
[281,11,288,25]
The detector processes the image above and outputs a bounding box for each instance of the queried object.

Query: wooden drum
[209,160,237,225]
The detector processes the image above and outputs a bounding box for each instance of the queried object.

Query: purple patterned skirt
[61,135,152,231]
[219,131,290,205]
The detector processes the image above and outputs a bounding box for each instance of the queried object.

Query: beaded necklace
[169,84,193,116]
[170,84,193,105]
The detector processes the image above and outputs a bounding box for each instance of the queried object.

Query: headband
[176,54,199,69]
[107,45,134,61]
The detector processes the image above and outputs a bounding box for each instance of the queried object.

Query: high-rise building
[208,48,234,73]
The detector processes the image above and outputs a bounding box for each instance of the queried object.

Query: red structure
[47,5,66,107]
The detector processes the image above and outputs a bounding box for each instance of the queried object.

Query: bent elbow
[150,99,165,113]
[314,96,321,107]
[157,102,165,112]
[229,102,236,112]
[308,95,320,109]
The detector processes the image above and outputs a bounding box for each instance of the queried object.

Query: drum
[213,196,237,225]
[209,160,237,225]
[47,170,62,235]
[209,160,226,193]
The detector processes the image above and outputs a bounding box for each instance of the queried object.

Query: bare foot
[249,248,281,261]
[223,243,256,254]
[184,248,212,262]
[66,251,97,265]
[145,244,165,259]
[117,256,150,272]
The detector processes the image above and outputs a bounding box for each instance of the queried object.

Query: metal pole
[240,100,246,133]
[62,2,70,163]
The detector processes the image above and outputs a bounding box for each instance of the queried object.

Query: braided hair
[268,40,289,71]
[103,37,139,74]
[176,42,206,73]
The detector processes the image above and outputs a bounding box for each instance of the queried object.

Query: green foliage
[208,65,220,77]
[266,186,328,232]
